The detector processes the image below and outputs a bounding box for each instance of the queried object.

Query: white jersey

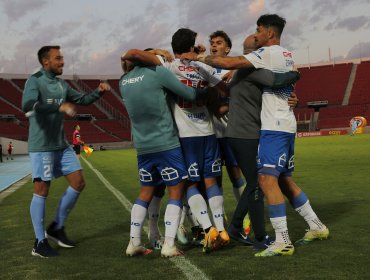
[212,68,230,138]
[159,57,221,137]
[244,45,296,133]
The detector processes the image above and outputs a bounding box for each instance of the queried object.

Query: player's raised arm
[121,49,163,66]
[181,52,254,70]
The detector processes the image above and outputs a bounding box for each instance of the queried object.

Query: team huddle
[22,13,329,259]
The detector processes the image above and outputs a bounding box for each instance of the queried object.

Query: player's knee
[73,179,86,192]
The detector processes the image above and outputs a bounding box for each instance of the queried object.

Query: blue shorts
[180,135,221,182]
[257,130,295,177]
[29,146,82,181]
[218,138,238,167]
[137,147,188,187]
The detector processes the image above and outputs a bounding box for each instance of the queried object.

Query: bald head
[243,35,257,55]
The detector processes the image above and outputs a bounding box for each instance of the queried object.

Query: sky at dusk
[1,0,369,76]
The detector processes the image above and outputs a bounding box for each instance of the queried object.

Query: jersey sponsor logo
[178,65,199,72]
[46,98,63,105]
[187,112,206,120]
[186,73,202,80]
[286,60,294,67]
[161,167,179,181]
[121,75,144,86]
[283,51,292,58]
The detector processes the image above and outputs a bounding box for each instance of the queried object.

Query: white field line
[81,157,210,280]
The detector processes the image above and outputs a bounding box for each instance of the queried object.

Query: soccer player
[208,30,251,235]
[119,50,210,257]
[182,14,329,257]
[22,45,110,258]
[72,125,85,159]
[122,28,231,253]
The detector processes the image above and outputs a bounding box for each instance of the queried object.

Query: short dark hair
[171,28,197,54]
[257,14,286,38]
[37,46,60,65]
[209,30,232,50]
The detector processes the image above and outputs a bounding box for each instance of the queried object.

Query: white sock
[130,203,147,246]
[270,216,291,244]
[164,204,182,247]
[295,201,326,230]
[188,194,212,230]
[208,195,225,231]
[148,196,161,238]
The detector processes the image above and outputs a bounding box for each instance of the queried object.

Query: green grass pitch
[1,134,370,280]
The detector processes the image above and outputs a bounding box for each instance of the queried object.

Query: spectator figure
[7,141,14,160]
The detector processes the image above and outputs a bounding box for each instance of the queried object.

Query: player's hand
[222,70,234,83]
[98,82,111,92]
[154,49,174,62]
[59,102,76,117]
[194,44,206,54]
[288,90,299,108]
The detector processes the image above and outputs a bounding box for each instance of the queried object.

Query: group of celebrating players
[22,13,329,259]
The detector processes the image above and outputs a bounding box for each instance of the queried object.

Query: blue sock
[206,184,222,199]
[30,194,46,242]
[291,192,308,209]
[268,203,287,218]
[55,186,80,229]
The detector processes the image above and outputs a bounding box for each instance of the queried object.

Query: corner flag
[83,145,93,156]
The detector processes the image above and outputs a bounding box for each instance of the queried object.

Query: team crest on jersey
[139,168,152,182]
[161,167,179,181]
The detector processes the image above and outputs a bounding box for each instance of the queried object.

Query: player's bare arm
[180,52,254,70]
[121,49,162,66]
[150,49,174,62]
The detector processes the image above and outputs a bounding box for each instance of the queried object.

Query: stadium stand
[1,59,369,139]
[317,104,369,129]
[295,63,352,107]
[0,99,24,120]
[348,61,370,105]
[64,121,121,143]
[294,108,314,122]
[11,78,26,90]
[0,79,23,108]
[95,120,131,140]
[0,121,28,141]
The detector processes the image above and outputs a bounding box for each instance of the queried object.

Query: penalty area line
[81,157,210,280]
